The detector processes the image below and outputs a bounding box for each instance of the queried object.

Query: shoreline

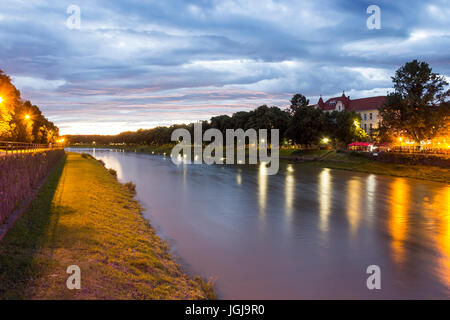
[68,145,450,184]
[0,152,215,299]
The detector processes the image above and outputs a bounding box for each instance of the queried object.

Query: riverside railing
[0,141,64,155]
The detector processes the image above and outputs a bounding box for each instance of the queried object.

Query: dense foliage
[67,98,367,147]
[0,70,59,143]
[378,60,450,143]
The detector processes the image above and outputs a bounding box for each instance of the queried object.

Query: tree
[289,93,309,115]
[378,60,450,143]
[326,111,368,145]
[0,70,21,139]
[0,69,59,143]
[285,105,325,147]
[244,105,290,139]
[210,115,234,134]
[231,111,251,130]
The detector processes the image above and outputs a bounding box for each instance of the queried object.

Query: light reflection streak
[366,174,377,221]
[346,178,362,236]
[318,168,331,233]
[388,178,409,265]
[258,162,268,215]
[434,186,450,288]
[236,168,242,186]
[285,164,295,219]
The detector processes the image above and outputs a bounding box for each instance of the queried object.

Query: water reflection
[258,162,268,214]
[94,150,124,179]
[434,186,450,288]
[285,165,295,219]
[346,178,362,236]
[366,174,377,221]
[236,169,242,186]
[318,168,332,234]
[388,178,409,265]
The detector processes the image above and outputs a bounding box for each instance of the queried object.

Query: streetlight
[322,137,329,144]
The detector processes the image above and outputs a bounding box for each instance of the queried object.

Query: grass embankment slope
[0,152,213,299]
[281,149,450,183]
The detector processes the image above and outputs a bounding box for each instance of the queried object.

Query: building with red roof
[314,92,386,135]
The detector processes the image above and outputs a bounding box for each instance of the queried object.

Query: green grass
[0,152,215,299]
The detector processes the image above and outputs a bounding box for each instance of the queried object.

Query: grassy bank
[281,149,449,183]
[0,152,214,299]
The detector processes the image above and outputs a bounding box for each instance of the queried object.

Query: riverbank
[0,152,214,299]
[69,145,450,184]
[281,149,449,183]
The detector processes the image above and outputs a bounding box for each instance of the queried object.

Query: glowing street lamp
[322,138,330,144]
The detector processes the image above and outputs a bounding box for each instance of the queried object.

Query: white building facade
[314,93,386,135]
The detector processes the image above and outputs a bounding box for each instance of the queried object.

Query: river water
[69,148,450,299]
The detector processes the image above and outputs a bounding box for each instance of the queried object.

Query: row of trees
[68,103,366,147]
[0,70,59,144]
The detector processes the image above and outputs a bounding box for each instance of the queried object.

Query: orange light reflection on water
[346,178,362,237]
[432,186,450,288]
[388,178,409,265]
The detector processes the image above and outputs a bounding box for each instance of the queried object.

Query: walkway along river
[69,148,450,299]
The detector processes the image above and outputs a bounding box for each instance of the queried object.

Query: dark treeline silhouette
[0,70,59,143]
[67,100,367,147]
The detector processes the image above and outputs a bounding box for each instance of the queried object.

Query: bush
[124,182,136,195]
[108,168,117,178]
[81,153,94,159]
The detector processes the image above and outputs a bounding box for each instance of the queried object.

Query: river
[68,148,450,299]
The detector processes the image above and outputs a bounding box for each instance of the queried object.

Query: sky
[1,0,449,135]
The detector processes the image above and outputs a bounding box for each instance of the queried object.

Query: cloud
[12,76,66,90]
[0,0,449,134]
